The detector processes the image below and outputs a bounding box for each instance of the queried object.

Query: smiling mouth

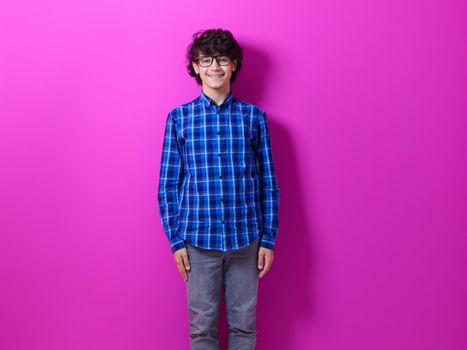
[208,74,224,78]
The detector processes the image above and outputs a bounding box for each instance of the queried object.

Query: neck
[202,85,231,106]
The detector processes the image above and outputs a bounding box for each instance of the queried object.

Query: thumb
[182,253,191,270]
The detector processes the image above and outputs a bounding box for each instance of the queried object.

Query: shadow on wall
[217,44,314,349]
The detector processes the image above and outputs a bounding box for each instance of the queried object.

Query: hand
[257,247,274,278]
[173,248,190,282]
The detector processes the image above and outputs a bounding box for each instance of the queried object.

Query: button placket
[215,106,226,232]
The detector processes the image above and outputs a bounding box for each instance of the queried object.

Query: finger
[174,254,188,282]
[258,250,265,270]
[260,253,274,278]
[176,260,188,282]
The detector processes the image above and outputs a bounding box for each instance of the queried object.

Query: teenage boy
[157,28,280,350]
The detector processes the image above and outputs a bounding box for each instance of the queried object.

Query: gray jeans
[185,238,260,350]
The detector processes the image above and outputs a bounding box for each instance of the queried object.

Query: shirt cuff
[169,234,186,253]
[260,229,277,250]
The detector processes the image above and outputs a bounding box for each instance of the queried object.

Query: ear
[232,59,237,71]
[192,61,200,75]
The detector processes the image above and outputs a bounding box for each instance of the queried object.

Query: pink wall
[1,0,466,349]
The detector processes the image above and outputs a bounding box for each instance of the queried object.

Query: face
[192,52,237,92]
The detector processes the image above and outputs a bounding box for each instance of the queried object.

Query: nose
[210,60,222,69]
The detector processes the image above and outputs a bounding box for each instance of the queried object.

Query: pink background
[1,0,466,349]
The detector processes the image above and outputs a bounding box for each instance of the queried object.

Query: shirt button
[220,198,223,202]
[219,175,223,179]
[222,221,225,224]
[217,131,221,135]
[218,153,221,157]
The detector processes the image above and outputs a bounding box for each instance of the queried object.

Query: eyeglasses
[195,55,231,67]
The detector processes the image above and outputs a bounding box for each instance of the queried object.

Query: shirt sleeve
[255,110,280,250]
[157,111,186,253]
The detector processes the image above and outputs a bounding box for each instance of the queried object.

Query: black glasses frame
[195,55,231,67]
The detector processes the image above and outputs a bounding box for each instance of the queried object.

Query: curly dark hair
[186,28,243,85]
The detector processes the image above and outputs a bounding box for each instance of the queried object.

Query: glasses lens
[217,56,230,65]
[198,57,213,67]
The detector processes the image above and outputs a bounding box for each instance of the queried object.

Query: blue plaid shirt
[157,90,280,252]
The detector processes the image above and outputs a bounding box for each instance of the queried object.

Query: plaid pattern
[158,90,280,252]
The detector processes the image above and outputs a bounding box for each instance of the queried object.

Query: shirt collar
[200,90,235,108]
